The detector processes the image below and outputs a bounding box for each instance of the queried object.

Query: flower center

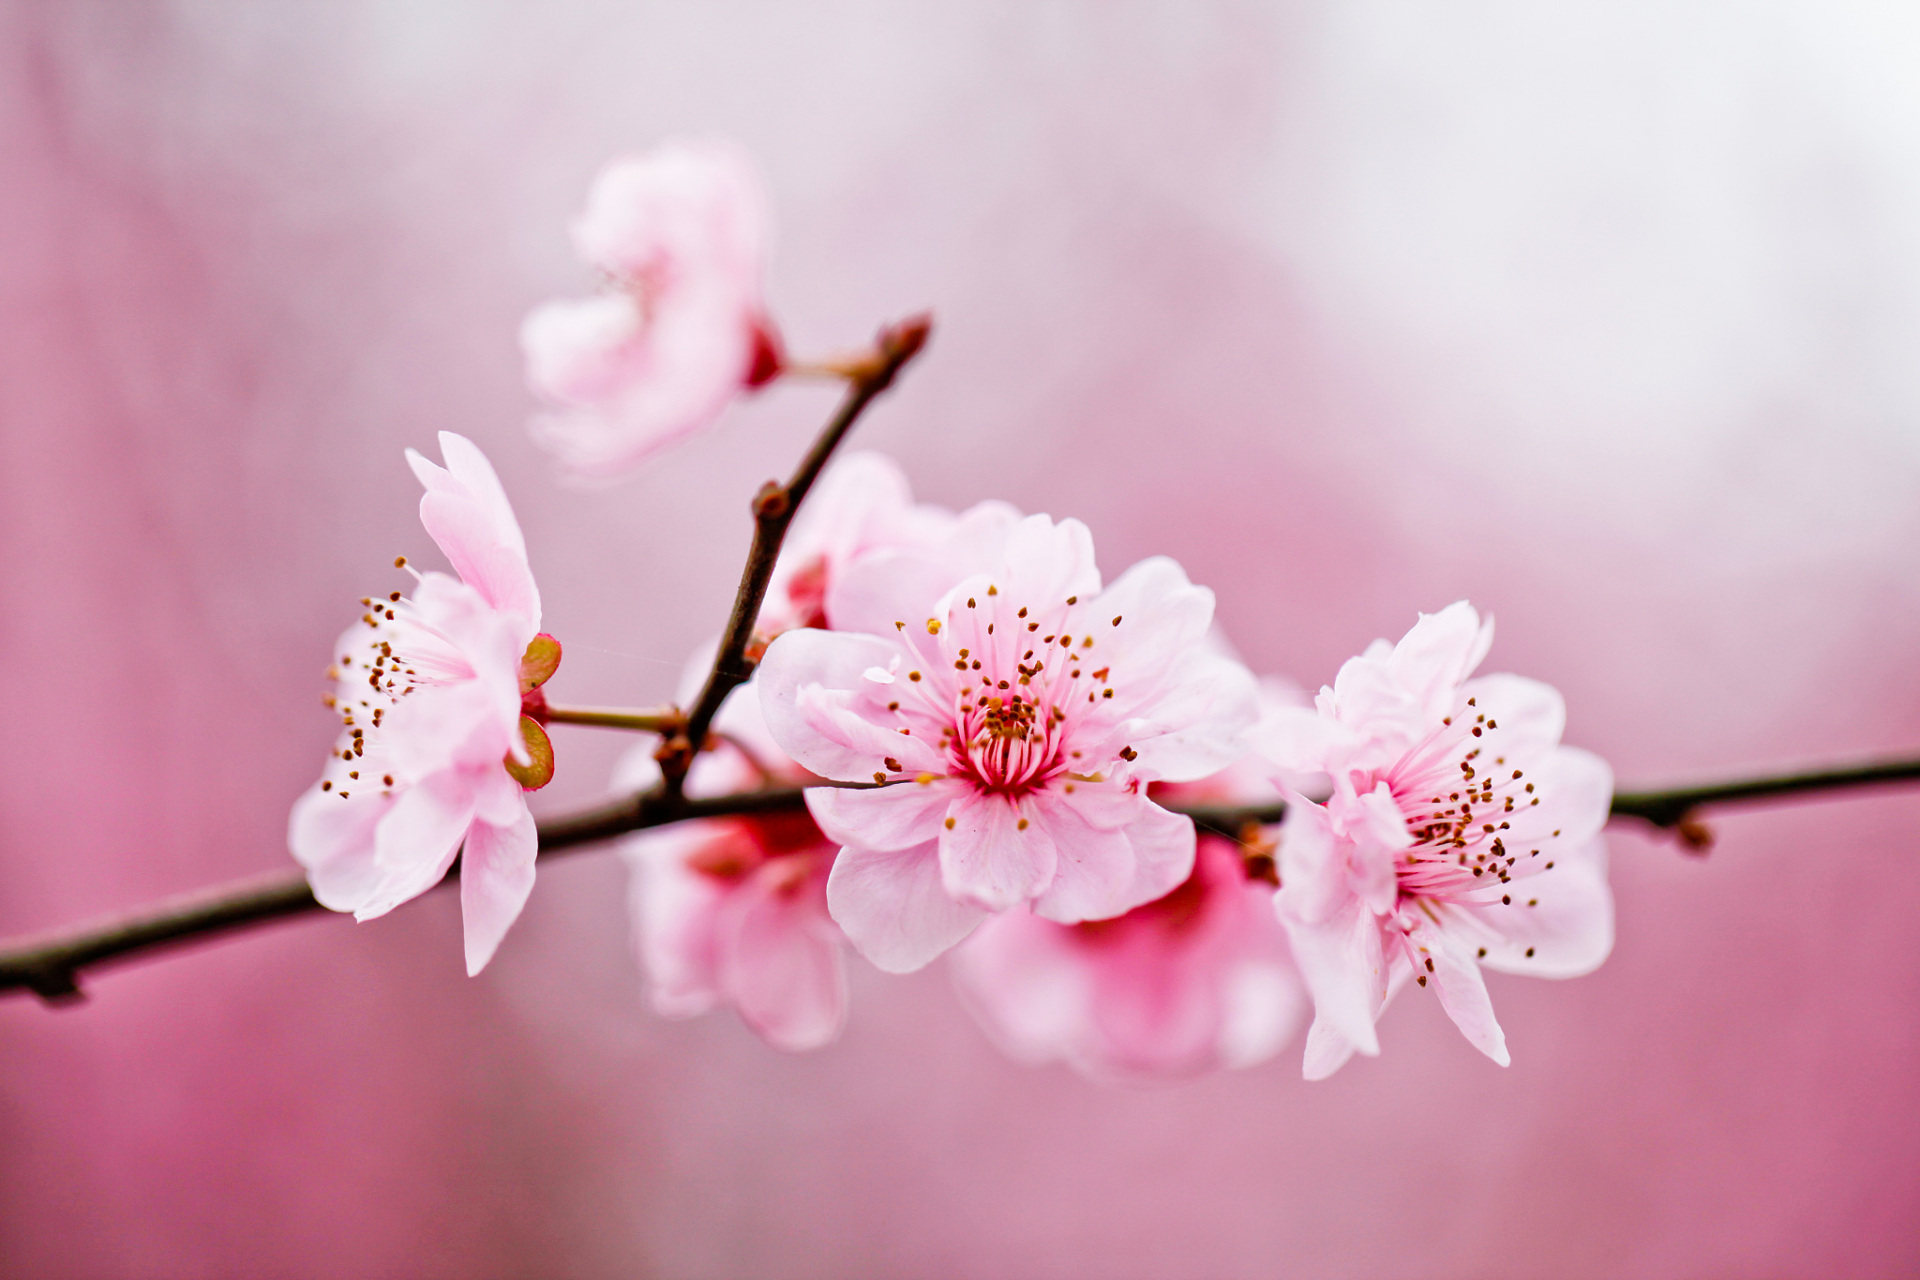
[1381,697,1548,905]
[884,587,1130,798]
[316,588,421,801]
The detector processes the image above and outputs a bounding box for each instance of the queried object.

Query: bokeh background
[5,2,1920,1275]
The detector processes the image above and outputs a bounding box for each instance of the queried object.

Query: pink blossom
[1254,601,1614,1079]
[759,452,958,636]
[950,759,1305,1081]
[289,432,558,976]
[758,510,1260,973]
[617,686,846,1051]
[521,140,777,478]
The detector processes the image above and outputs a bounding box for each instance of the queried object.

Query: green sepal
[519,633,562,694]
[504,715,555,790]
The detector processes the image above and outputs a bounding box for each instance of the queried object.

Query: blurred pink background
[6,3,1920,1275]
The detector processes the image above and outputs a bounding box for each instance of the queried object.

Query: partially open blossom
[759,510,1260,973]
[760,451,958,636]
[950,736,1306,1081]
[1254,601,1614,1079]
[521,139,776,478]
[289,432,559,976]
[618,685,846,1051]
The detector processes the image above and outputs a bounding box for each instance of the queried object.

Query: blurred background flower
[4,2,1920,1275]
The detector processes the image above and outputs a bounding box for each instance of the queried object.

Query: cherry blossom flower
[1253,601,1614,1079]
[289,432,559,976]
[617,685,847,1051]
[758,510,1260,973]
[521,139,778,478]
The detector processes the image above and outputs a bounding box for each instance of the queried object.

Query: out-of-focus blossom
[521,140,777,478]
[289,432,559,976]
[618,685,846,1052]
[1254,602,1614,1079]
[760,451,957,636]
[758,509,1260,973]
[950,720,1306,1080]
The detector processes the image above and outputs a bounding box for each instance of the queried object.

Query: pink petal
[1472,837,1615,978]
[1025,791,1135,924]
[1277,896,1386,1060]
[948,910,1093,1066]
[570,141,767,285]
[1217,962,1309,1070]
[1000,513,1102,605]
[288,782,392,912]
[827,549,975,641]
[758,628,944,781]
[1461,672,1565,754]
[622,825,727,1017]
[1500,745,1615,848]
[939,789,1058,912]
[1387,601,1493,719]
[1083,557,1213,685]
[1115,797,1201,912]
[1249,703,1351,776]
[1301,1012,1365,1081]
[1411,921,1511,1066]
[1118,646,1261,783]
[407,433,540,627]
[825,839,985,973]
[519,294,644,403]
[460,806,538,976]
[716,864,847,1052]
[357,771,478,921]
[807,780,962,852]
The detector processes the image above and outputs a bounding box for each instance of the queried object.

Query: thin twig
[541,704,682,732]
[666,313,933,793]
[1609,755,1920,830]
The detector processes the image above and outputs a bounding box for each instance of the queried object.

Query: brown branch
[665,313,932,792]
[8,744,1920,1006]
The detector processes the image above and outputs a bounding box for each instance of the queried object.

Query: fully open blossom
[949,733,1306,1080]
[758,510,1260,973]
[1254,602,1614,1079]
[521,140,776,478]
[289,432,558,976]
[617,685,846,1051]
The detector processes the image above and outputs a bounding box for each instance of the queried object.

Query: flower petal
[715,861,847,1052]
[758,628,943,781]
[288,783,393,912]
[1277,894,1385,1060]
[460,806,538,976]
[1025,791,1135,924]
[1388,601,1493,718]
[825,839,985,972]
[807,780,963,853]
[1301,1012,1366,1081]
[1412,921,1511,1066]
[939,789,1058,912]
[407,433,540,628]
[357,771,478,921]
[1472,837,1615,978]
[622,824,727,1017]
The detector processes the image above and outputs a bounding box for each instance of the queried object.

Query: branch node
[27,968,85,1004]
[751,481,789,521]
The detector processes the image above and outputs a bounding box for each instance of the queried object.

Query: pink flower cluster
[291,140,1618,1082]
